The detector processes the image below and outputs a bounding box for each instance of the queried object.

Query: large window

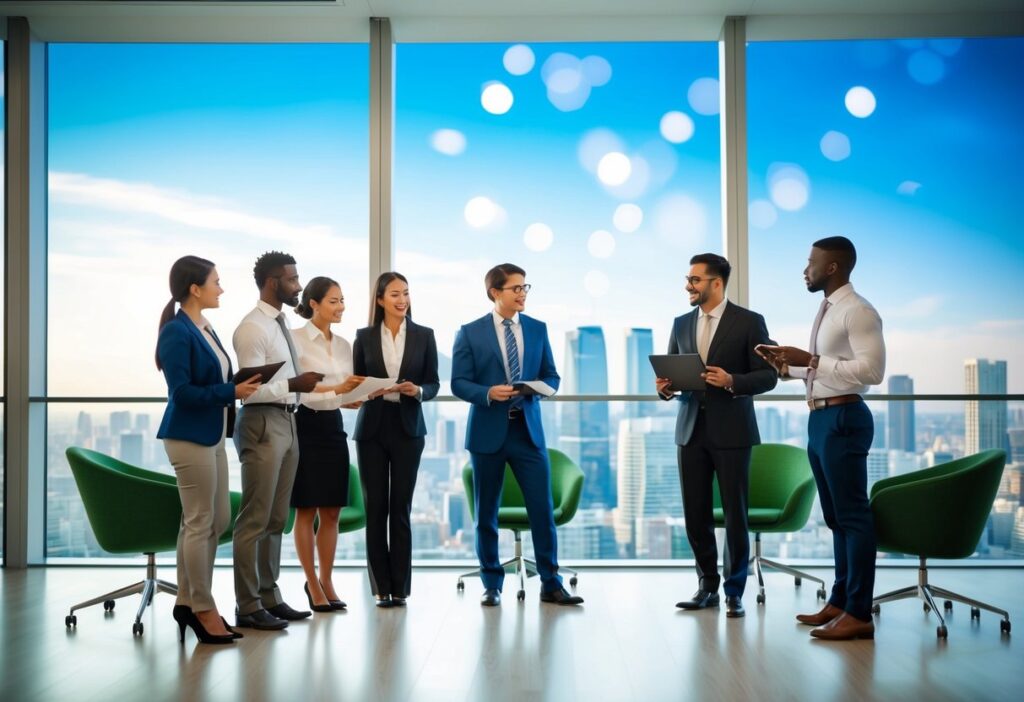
[747,38,1024,559]
[46,43,370,559]
[394,42,721,558]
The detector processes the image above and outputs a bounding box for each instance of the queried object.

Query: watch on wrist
[809,355,820,370]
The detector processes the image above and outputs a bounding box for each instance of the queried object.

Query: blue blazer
[451,313,560,454]
[156,310,236,447]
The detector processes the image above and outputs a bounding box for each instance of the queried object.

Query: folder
[233,361,285,385]
[648,354,707,392]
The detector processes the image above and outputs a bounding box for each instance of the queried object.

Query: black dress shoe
[676,589,720,610]
[725,595,745,618]
[391,597,407,607]
[375,596,394,608]
[540,587,585,606]
[235,608,288,630]
[481,589,501,607]
[267,602,312,621]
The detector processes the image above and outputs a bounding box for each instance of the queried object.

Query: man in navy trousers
[451,263,583,607]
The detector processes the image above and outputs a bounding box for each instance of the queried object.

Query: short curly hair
[253,250,296,288]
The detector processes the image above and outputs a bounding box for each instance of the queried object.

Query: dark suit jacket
[352,320,440,440]
[451,313,560,454]
[663,301,777,448]
[156,310,236,446]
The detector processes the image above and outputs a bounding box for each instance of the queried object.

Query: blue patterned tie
[503,319,523,409]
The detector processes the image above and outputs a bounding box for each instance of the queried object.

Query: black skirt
[290,406,350,508]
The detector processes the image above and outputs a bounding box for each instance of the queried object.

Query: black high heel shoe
[304,582,334,613]
[320,580,347,610]
[220,616,244,639]
[173,607,235,645]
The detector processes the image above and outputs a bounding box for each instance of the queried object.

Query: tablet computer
[648,354,707,392]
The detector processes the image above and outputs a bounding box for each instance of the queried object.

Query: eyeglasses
[498,284,532,294]
[684,276,719,286]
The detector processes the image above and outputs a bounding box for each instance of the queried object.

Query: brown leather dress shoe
[810,612,875,641]
[796,603,843,626]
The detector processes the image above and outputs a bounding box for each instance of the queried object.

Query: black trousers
[677,411,751,598]
[355,403,425,598]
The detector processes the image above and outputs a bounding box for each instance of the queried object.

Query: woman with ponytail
[156,255,261,645]
[289,277,365,612]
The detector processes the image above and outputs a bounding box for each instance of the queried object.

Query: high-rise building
[435,418,457,455]
[867,448,889,489]
[134,414,151,432]
[1007,428,1024,465]
[964,359,1008,455]
[120,433,144,466]
[442,491,470,539]
[614,417,680,555]
[562,326,613,509]
[755,406,784,443]
[110,410,132,436]
[625,328,655,418]
[887,375,916,452]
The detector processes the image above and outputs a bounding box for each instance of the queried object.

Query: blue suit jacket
[451,313,560,454]
[156,310,236,446]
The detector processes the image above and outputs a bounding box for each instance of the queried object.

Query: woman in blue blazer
[352,272,439,607]
[156,255,261,644]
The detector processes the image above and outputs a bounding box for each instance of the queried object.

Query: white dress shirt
[789,283,886,398]
[232,300,335,406]
[380,319,407,403]
[291,321,356,411]
[492,310,524,383]
[196,315,230,438]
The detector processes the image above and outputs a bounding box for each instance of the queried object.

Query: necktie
[276,312,302,404]
[698,313,713,364]
[503,319,523,409]
[805,299,831,401]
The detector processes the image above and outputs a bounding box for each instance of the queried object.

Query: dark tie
[503,319,523,410]
[276,312,302,404]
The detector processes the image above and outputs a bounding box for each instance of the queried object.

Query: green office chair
[64,447,184,636]
[284,464,367,535]
[870,449,1010,639]
[456,448,585,601]
[713,443,827,605]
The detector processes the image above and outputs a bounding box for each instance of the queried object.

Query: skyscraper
[561,327,613,508]
[964,359,1008,455]
[625,328,655,418]
[887,375,916,452]
[614,417,680,556]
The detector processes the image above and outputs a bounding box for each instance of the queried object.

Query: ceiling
[0,0,1020,42]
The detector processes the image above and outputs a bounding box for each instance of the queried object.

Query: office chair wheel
[132,622,144,637]
[943,600,953,612]
[65,615,77,628]
[936,625,947,639]
[794,576,802,587]
[971,607,980,621]
[103,599,116,612]
[756,593,765,605]
[871,604,880,615]
[923,603,931,613]
[457,579,464,591]
[516,590,525,602]
[817,588,827,601]
[569,576,578,587]
[1000,619,1011,634]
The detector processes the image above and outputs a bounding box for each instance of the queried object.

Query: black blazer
[663,301,777,448]
[352,320,440,440]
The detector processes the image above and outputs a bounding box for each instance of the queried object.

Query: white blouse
[380,319,407,403]
[291,321,354,411]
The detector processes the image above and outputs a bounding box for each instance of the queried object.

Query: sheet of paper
[514,380,557,397]
[342,376,399,404]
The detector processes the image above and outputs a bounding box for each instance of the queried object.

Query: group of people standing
[155,234,885,646]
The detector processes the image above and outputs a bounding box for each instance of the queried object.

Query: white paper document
[342,376,399,404]
[513,380,557,397]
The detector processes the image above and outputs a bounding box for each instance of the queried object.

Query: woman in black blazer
[353,272,439,607]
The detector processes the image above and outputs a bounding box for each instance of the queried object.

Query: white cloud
[880,295,944,320]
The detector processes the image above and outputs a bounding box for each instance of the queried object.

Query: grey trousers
[163,437,230,612]
[232,406,300,615]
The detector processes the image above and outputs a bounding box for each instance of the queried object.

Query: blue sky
[43,38,1024,395]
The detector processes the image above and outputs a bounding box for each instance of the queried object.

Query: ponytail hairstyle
[156,255,216,370]
[295,276,340,320]
[369,271,411,327]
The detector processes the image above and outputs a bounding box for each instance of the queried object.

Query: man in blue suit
[452,263,583,607]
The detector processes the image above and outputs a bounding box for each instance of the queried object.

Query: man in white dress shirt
[231,251,324,630]
[757,236,885,641]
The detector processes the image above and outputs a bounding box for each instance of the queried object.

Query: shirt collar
[826,283,855,305]
[303,320,330,341]
[492,310,521,327]
[701,298,728,320]
[257,299,284,319]
[383,318,407,340]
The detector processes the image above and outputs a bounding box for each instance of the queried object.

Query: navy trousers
[470,417,562,593]
[807,400,876,621]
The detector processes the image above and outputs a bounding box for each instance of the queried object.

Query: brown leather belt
[808,394,861,411]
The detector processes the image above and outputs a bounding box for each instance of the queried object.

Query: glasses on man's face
[499,284,532,295]
[684,276,718,287]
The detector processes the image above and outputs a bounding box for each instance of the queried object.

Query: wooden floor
[1,565,1020,702]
